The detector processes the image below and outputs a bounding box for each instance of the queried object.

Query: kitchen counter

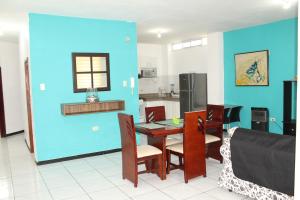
[139,93,179,102]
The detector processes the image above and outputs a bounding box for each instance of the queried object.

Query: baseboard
[36,148,122,165]
[5,130,24,137]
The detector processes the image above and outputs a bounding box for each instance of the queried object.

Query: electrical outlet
[92,126,100,132]
[40,83,46,91]
[270,117,276,122]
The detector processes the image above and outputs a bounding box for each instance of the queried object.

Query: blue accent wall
[224,18,297,134]
[29,14,139,161]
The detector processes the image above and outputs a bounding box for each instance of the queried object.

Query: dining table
[135,119,223,180]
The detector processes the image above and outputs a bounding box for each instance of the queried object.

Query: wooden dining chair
[118,113,163,187]
[145,106,182,147]
[206,104,224,163]
[166,111,207,183]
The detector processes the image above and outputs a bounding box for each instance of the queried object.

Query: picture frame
[235,50,269,86]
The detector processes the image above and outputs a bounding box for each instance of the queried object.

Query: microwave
[141,68,157,78]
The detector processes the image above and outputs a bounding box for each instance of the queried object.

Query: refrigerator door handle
[191,75,195,111]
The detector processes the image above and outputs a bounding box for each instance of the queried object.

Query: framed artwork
[235,50,269,86]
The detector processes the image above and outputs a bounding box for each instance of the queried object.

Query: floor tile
[40,167,72,180]
[96,165,122,177]
[0,180,14,199]
[14,191,53,200]
[85,157,116,169]
[64,194,91,200]
[205,187,247,200]
[118,180,156,197]
[12,173,44,185]
[72,170,104,183]
[65,162,94,174]
[188,177,218,193]
[132,190,173,200]
[78,177,115,193]
[186,193,217,200]
[105,175,135,186]
[206,158,223,169]
[144,173,181,189]
[43,176,78,189]
[13,181,48,197]
[49,184,86,200]
[160,183,202,200]
[38,163,64,174]
[88,187,129,200]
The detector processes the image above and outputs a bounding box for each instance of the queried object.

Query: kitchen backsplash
[139,75,179,94]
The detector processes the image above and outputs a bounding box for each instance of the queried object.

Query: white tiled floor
[0,134,252,200]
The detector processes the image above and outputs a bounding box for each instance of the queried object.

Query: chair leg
[184,176,188,183]
[157,155,163,180]
[179,156,183,166]
[166,150,171,174]
[122,168,125,180]
[134,175,138,187]
[205,145,209,158]
[145,161,150,173]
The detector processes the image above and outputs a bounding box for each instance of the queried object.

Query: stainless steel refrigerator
[179,73,207,118]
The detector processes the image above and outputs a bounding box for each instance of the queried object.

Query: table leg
[147,136,167,180]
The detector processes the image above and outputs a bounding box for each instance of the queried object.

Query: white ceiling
[0,0,298,44]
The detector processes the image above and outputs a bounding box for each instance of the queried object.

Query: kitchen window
[72,53,110,93]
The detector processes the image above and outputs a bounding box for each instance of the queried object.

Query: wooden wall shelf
[61,100,125,116]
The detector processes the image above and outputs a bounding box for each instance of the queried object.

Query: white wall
[0,40,24,134]
[167,32,224,104]
[18,25,32,149]
[206,33,224,104]
[137,43,169,94]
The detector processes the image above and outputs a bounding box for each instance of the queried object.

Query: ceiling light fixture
[149,28,170,39]
[157,32,162,38]
[282,0,292,9]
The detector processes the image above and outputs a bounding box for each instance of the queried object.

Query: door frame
[0,67,6,138]
[25,58,34,153]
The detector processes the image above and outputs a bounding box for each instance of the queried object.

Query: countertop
[139,93,179,102]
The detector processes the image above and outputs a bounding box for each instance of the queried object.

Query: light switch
[123,80,128,87]
[40,83,46,91]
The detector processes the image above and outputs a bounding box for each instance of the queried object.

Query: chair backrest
[145,106,166,123]
[183,111,206,181]
[229,106,242,122]
[117,113,137,182]
[207,104,224,123]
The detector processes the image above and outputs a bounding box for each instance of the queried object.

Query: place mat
[135,123,166,129]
